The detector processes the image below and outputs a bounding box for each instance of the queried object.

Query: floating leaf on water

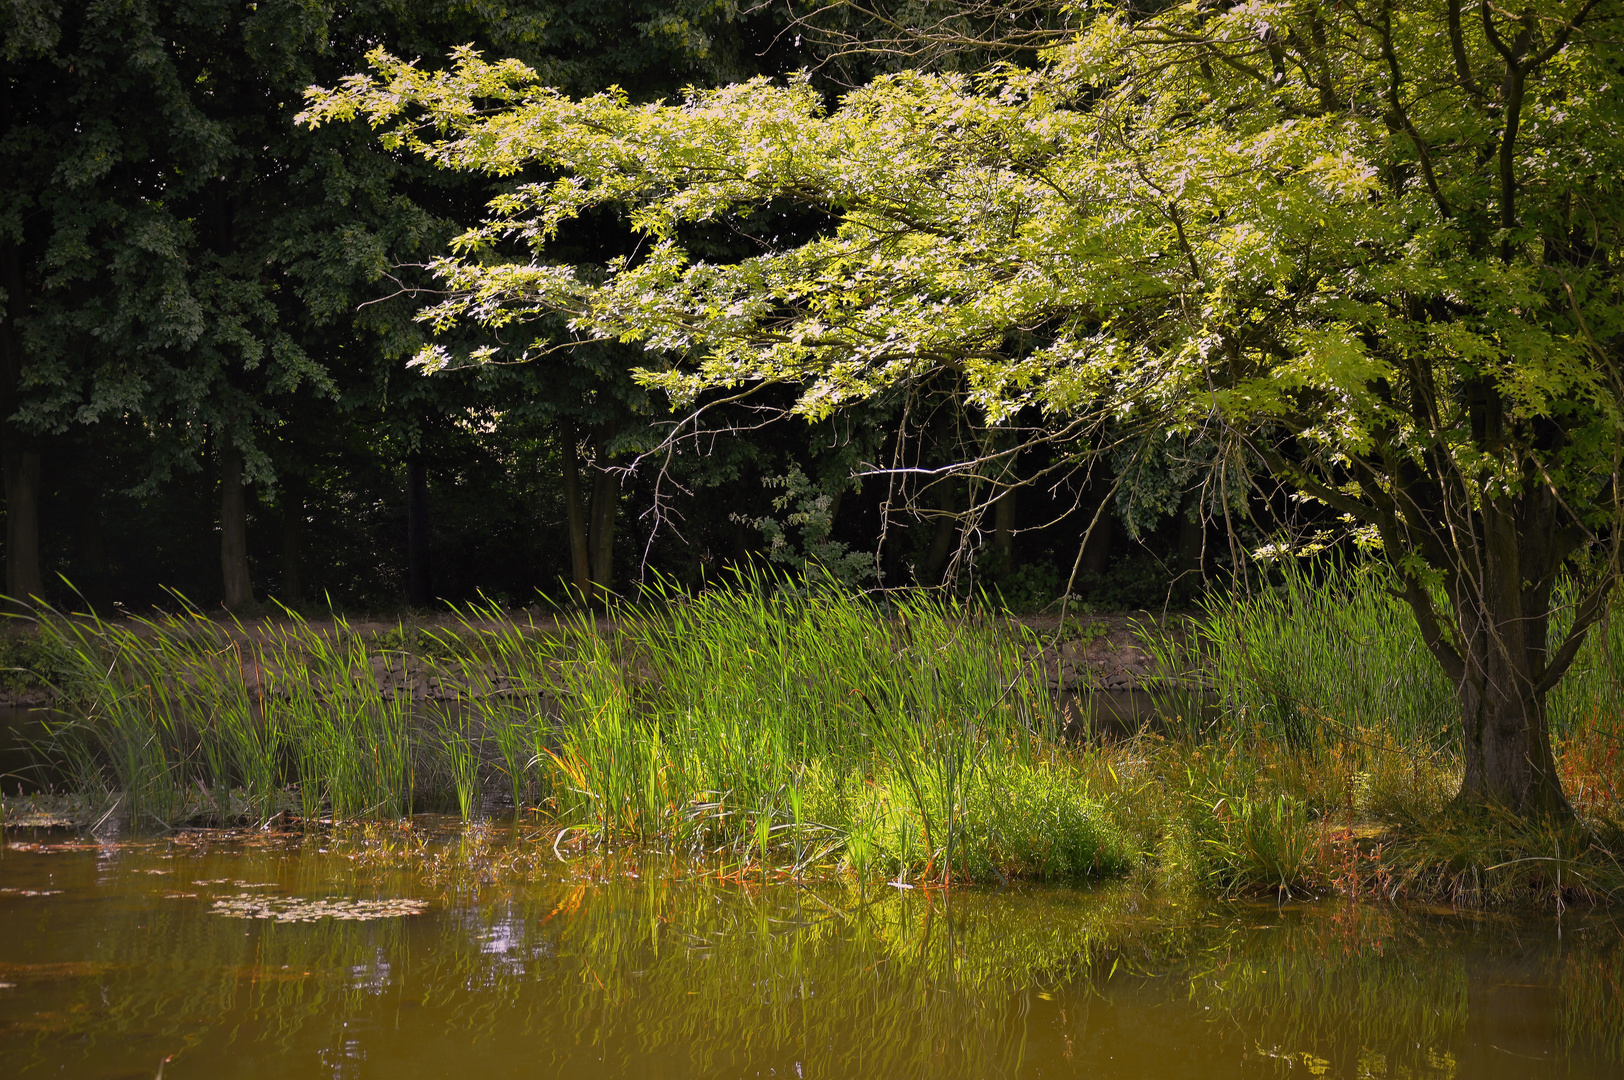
[209,893,428,923]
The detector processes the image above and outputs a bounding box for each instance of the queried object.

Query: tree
[304,0,1624,815]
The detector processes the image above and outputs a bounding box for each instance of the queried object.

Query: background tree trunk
[1177,495,1205,580]
[280,474,305,605]
[406,454,432,607]
[560,420,592,603]
[1080,499,1114,582]
[922,477,958,584]
[992,483,1016,578]
[219,445,254,610]
[586,425,618,601]
[3,445,42,608]
[0,243,42,611]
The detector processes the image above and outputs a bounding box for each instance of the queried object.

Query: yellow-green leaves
[302,0,1624,527]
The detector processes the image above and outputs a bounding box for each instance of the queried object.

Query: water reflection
[0,832,1619,1078]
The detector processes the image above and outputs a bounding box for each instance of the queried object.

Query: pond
[1,824,1620,1079]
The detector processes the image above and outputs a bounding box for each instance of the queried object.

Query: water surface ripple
[1,827,1619,1078]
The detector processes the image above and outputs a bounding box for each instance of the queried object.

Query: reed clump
[20,582,1129,887]
[14,564,1624,904]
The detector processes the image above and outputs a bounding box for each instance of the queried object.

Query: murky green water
[1,826,1620,1078]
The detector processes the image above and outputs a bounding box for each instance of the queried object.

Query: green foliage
[993,559,1062,612]
[737,466,876,586]
[1142,561,1458,748]
[302,0,1624,812]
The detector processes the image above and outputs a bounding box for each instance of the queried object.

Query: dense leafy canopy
[307,0,1624,809]
[305,0,1621,572]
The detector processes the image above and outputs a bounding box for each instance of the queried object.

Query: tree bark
[992,483,1016,578]
[1082,501,1114,578]
[585,425,619,602]
[2,446,42,608]
[73,478,111,610]
[280,474,305,605]
[560,420,592,603]
[1447,497,1570,815]
[0,242,42,611]
[406,454,432,607]
[219,444,254,611]
[921,476,958,584]
[1373,443,1576,816]
[1177,495,1205,580]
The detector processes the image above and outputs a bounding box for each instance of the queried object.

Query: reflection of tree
[1184,906,1470,1078]
[12,845,1624,1077]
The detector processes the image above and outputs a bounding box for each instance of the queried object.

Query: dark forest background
[0,1,1297,615]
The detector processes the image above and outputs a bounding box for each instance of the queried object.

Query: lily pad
[209,892,428,923]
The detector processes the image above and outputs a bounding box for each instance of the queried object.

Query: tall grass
[1136,559,1457,748]
[1144,558,1624,752]
[20,562,1624,903]
[540,580,1126,883]
[33,600,422,825]
[21,581,1128,885]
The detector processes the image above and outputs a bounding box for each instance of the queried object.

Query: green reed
[32,599,423,824]
[1139,558,1624,760]
[533,576,1123,883]
[1136,558,1458,749]
[425,607,558,813]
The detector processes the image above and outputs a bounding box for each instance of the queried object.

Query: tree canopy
[305,0,1624,813]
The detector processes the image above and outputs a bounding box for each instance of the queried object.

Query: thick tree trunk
[1177,495,1205,579]
[280,475,305,605]
[560,420,592,603]
[1386,473,1576,817]
[0,243,42,611]
[74,480,111,610]
[219,445,254,611]
[406,455,432,607]
[586,426,618,601]
[1449,504,1570,814]
[1080,500,1114,580]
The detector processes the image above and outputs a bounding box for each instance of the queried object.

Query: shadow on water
[0,708,59,795]
[1,828,1622,1078]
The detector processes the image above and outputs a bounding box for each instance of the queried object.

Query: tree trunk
[2,445,42,608]
[586,425,618,602]
[219,445,254,611]
[406,454,432,607]
[1080,500,1114,580]
[0,242,42,611]
[991,484,1016,578]
[1177,495,1205,579]
[922,477,958,584]
[1449,502,1569,815]
[280,475,305,605]
[1385,470,1575,816]
[73,479,111,611]
[560,420,592,603]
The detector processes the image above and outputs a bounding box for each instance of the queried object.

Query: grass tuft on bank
[8,567,1624,905]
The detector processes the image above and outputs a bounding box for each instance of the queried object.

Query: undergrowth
[9,567,1624,907]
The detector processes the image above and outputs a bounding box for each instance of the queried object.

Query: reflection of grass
[17,837,1624,1076]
